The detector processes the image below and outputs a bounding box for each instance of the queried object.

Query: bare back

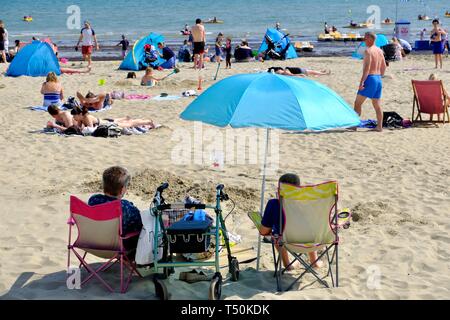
[364,45,386,76]
[191,24,205,42]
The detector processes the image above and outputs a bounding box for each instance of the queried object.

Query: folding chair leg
[336,244,339,288]
[72,249,115,292]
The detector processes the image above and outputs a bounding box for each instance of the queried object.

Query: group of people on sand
[89,165,324,271]
[42,72,155,134]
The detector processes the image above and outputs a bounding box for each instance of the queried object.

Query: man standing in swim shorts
[191,18,206,70]
[354,32,386,132]
[76,21,99,68]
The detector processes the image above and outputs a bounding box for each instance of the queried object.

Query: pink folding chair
[412,80,450,124]
[67,196,142,293]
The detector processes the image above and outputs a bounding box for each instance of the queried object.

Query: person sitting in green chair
[259,173,323,270]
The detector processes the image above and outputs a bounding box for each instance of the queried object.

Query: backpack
[63,126,83,135]
[92,123,122,138]
[383,111,403,128]
[62,96,79,110]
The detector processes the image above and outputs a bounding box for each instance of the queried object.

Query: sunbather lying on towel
[71,106,156,129]
[46,104,77,132]
[268,67,331,77]
[77,91,113,110]
[258,173,323,271]
[88,166,143,251]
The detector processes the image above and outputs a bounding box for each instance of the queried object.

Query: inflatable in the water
[204,18,224,24]
[294,41,314,52]
[444,12,450,18]
[418,15,430,21]
[180,30,191,35]
[23,16,33,22]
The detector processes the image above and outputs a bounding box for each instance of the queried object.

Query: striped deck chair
[273,181,351,292]
[67,196,142,293]
[412,80,450,124]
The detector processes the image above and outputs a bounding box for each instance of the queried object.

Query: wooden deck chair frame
[412,80,450,124]
[272,181,350,292]
[67,196,142,294]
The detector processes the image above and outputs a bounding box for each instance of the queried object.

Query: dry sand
[0,55,449,300]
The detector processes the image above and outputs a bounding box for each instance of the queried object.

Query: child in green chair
[259,173,323,270]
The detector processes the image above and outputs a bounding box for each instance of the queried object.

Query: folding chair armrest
[121,231,140,240]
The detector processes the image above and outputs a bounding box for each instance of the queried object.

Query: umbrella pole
[256,128,270,271]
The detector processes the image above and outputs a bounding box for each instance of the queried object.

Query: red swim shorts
[81,45,93,55]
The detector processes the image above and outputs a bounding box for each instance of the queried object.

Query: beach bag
[383,111,403,128]
[62,96,79,110]
[63,126,82,135]
[135,209,163,265]
[167,219,212,254]
[92,123,122,138]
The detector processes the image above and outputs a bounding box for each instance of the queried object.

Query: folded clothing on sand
[152,95,181,101]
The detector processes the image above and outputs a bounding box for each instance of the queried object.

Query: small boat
[294,41,314,52]
[444,12,450,18]
[382,19,394,25]
[317,33,334,42]
[204,18,224,24]
[23,16,33,22]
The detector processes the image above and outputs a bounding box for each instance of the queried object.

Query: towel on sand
[31,105,112,112]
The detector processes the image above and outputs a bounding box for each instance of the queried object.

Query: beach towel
[152,95,181,101]
[40,123,162,137]
[359,119,378,128]
[125,94,152,100]
[30,104,112,112]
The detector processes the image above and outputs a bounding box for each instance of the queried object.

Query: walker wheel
[163,267,175,279]
[153,276,169,300]
[208,273,222,300]
[229,257,240,282]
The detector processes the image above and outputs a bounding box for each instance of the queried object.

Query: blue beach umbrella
[180,72,360,269]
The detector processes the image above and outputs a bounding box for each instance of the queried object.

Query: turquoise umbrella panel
[181,73,360,132]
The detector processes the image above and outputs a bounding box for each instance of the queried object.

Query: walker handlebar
[156,203,207,211]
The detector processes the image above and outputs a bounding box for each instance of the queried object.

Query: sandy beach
[0,54,449,300]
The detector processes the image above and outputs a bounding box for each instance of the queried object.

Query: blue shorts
[358,75,383,99]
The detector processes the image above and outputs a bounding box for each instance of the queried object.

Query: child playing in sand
[88,166,142,250]
[141,67,166,87]
[258,173,323,270]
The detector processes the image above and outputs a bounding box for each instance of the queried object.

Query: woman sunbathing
[46,104,76,131]
[41,72,64,107]
[71,106,156,129]
[268,66,331,77]
[76,91,113,110]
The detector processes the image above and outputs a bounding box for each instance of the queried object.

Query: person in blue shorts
[354,32,387,132]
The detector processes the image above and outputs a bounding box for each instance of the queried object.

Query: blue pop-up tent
[6,41,60,77]
[352,34,389,59]
[258,28,298,60]
[119,33,166,70]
